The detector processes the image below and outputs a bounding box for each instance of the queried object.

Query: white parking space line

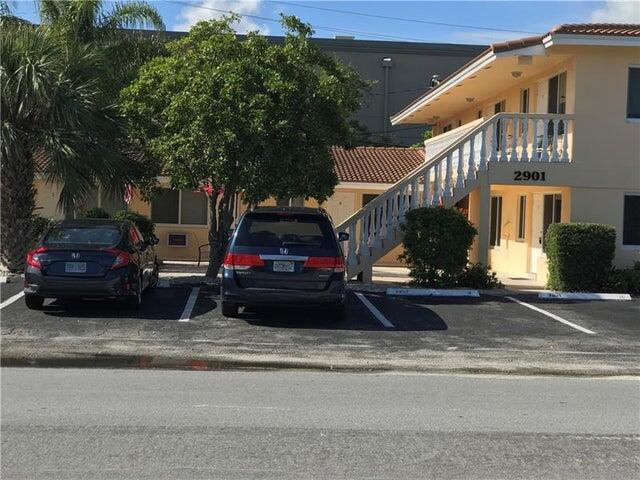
[506,296,596,335]
[179,287,200,322]
[354,292,395,328]
[0,292,24,310]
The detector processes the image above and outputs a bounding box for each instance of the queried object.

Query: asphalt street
[1,368,638,479]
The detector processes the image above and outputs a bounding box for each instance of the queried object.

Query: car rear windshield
[43,225,121,247]
[234,214,335,248]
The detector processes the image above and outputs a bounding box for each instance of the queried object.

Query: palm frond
[100,1,164,33]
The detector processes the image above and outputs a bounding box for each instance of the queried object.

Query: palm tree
[38,0,164,44]
[1,23,141,271]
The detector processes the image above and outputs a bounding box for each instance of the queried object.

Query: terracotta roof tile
[331,146,424,184]
[550,23,640,36]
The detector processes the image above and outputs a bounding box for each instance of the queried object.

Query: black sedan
[24,219,160,310]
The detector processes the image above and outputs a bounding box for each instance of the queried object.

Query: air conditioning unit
[167,233,187,247]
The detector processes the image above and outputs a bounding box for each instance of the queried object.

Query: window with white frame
[627,67,640,120]
[151,188,208,225]
[490,196,503,247]
[517,195,526,241]
[623,194,640,245]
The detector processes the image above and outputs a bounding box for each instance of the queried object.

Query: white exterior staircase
[334,112,574,280]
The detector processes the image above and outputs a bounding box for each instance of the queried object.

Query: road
[2,368,638,479]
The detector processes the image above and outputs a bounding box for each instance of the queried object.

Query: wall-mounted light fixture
[465,97,475,103]
[511,71,523,78]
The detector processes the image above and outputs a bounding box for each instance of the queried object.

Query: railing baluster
[423,169,431,206]
[358,216,368,257]
[560,118,570,162]
[456,144,465,189]
[443,154,453,200]
[521,115,529,162]
[467,134,476,181]
[531,118,539,162]
[411,178,418,209]
[490,120,498,163]
[398,185,406,222]
[479,126,488,170]
[391,192,399,230]
[433,163,441,206]
[540,118,550,162]
[510,114,518,162]
[347,223,357,265]
[500,117,508,162]
[551,118,560,162]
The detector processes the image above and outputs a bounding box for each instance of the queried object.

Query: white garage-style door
[323,191,356,227]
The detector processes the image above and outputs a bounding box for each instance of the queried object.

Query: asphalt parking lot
[2,277,639,362]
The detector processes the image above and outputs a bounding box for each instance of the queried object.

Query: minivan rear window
[43,225,121,247]
[235,214,334,248]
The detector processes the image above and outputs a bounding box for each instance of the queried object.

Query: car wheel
[24,294,44,310]
[221,302,238,318]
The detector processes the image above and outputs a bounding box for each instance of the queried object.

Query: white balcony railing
[335,112,574,278]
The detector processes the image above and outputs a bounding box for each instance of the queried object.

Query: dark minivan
[24,219,159,310]
[220,207,348,318]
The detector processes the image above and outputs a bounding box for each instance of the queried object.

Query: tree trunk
[1,147,36,272]
[206,188,236,278]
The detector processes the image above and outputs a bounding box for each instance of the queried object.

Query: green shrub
[112,210,155,239]
[546,223,616,291]
[606,262,640,295]
[457,263,503,289]
[400,207,477,287]
[83,207,110,219]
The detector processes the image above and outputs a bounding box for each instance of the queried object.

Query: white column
[560,119,570,162]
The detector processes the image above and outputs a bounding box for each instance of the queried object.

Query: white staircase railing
[335,112,574,279]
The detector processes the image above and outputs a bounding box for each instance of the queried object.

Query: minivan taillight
[104,248,131,269]
[223,253,265,270]
[304,256,345,273]
[26,247,48,270]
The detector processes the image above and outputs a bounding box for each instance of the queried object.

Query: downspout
[381,57,393,136]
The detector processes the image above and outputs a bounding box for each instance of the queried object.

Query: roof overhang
[391,29,640,125]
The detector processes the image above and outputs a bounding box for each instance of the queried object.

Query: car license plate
[65,262,87,273]
[272,260,295,273]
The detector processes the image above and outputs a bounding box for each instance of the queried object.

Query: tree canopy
[122,15,367,274]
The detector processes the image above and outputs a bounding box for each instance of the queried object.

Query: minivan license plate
[65,262,87,273]
[272,261,294,273]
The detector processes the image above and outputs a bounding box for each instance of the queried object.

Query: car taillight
[25,246,48,270]
[104,248,132,270]
[223,253,265,270]
[304,256,345,272]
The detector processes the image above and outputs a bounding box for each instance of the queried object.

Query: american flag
[123,184,133,205]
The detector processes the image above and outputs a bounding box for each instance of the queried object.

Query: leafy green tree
[0,23,140,271]
[122,15,366,276]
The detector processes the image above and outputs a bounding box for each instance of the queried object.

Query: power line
[164,0,442,42]
[267,1,538,36]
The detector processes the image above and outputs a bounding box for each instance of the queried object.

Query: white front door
[323,191,356,227]
[530,193,544,274]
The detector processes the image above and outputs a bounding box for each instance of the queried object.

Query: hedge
[545,223,616,292]
[112,210,156,240]
[399,207,477,287]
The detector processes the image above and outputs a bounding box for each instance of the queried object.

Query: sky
[10,1,640,45]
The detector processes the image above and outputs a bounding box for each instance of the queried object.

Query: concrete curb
[387,288,480,297]
[2,352,638,377]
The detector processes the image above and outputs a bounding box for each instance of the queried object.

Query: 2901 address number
[514,171,546,181]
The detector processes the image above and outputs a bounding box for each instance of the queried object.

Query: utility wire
[164,0,447,42]
[266,0,539,35]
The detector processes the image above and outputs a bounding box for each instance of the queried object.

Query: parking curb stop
[539,292,632,301]
[386,288,480,297]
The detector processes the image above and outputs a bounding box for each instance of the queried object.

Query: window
[517,195,526,241]
[477,110,483,119]
[490,196,503,247]
[362,194,379,207]
[442,124,452,133]
[623,194,640,245]
[151,188,207,225]
[520,88,530,114]
[627,67,640,119]
[542,193,562,250]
